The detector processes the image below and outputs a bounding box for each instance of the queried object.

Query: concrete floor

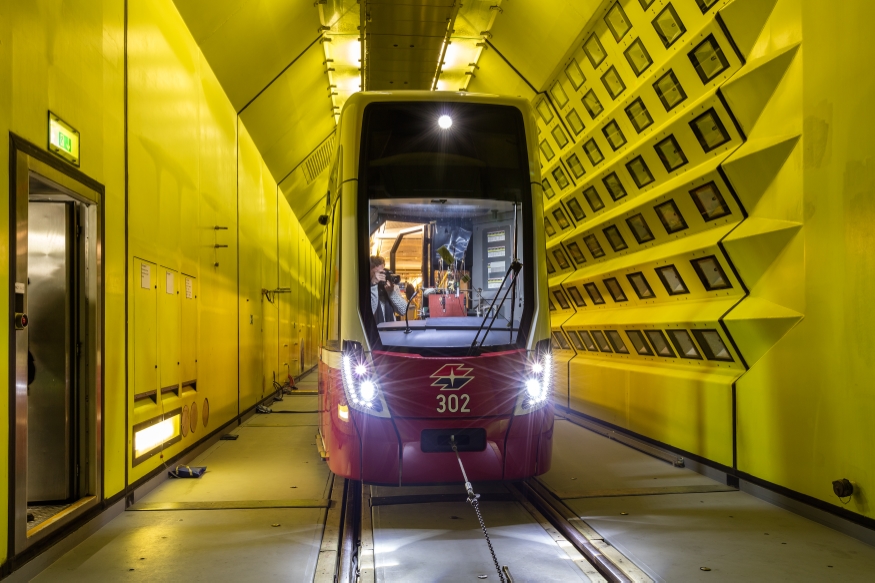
[539,419,875,582]
[23,377,875,582]
[371,489,601,582]
[33,372,329,583]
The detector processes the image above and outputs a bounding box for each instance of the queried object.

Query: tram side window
[325,199,342,350]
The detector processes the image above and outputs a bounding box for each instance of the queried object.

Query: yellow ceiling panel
[239,42,335,183]
[172,0,248,43]
[487,0,605,91]
[466,48,536,101]
[174,0,321,110]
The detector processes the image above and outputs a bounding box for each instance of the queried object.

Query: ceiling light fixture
[438,115,453,129]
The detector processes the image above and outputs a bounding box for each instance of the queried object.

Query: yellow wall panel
[569,357,735,465]
[260,159,279,396]
[158,267,181,393]
[237,122,265,411]
[0,0,322,562]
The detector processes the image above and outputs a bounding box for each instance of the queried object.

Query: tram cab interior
[360,101,533,352]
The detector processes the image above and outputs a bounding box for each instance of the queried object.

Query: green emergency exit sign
[48,112,80,166]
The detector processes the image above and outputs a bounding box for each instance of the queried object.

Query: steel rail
[514,481,632,583]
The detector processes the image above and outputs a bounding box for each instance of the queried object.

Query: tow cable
[450,435,513,583]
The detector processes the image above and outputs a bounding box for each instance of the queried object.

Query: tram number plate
[436,393,470,413]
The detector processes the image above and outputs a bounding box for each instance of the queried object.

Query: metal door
[27,202,73,502]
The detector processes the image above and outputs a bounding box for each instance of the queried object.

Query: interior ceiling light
[438,115,453,129]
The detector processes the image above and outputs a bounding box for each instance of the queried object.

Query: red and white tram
[318,91,553,484]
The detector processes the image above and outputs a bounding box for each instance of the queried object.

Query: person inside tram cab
[370,255,409,323]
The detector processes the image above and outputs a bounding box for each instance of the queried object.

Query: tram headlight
[515,347,553,415]
[340,352,391,418]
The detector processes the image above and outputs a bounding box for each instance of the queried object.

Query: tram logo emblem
[430,364,474,391]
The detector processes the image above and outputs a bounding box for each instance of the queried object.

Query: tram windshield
[359,101,534,352]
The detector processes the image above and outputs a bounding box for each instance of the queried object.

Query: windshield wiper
[467,260,523,355]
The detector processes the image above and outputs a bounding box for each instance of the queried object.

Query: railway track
[315,475,651,583]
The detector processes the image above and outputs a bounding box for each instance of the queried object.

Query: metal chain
[450,436,507,583]
[469,495,506,583]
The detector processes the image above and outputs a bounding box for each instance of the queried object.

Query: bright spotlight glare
[525,378,541,399]
[532,362,544,375]
[354,363,367,377]
[360,380,376,401]
[438,115,453,129]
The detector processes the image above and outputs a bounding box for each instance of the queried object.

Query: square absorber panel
[591,330,613,352]
[690,182,731,221]
[655,265,689,295]
[655,135,688,172]
[625,98,654,133]
[626,271,656,299]
[583,187,605,212]
[552,167,570,190]
[690,255,733,290]
[583,33,607,68]
[566,285,587,307]
[544,217,557,238]
[645,329,676,357]
[552,288,571,310]
[584,282,605,304]
[566,197,586,222]
[603,225,628,252]
[688,34,730,83]
[653,70,687,112]
[691,329,734,361]
[601,66,626,100]
[626,213,655,244]
[625,38,653,77]
[551,125,570,149]
[578,330,598,351]
[553,330,572,350]
[584,138,605,165]
[626,156,654,188]
[550,81,570,108]
[552,208,572,231]
[542,178,556,200]
[567,329,586,351]
[583,234,605,258]
[566,241,587,265]
[566,109,586,135]
[583,89,604,119]
[567,154,586,179]
[605,2,632,42]
[652,3,686,48]
[605,330,630,353]
[626,330,654,355]
[552,247,572,270]
[536,99,554,124]
[667,329,703,359]
[602,172,627,201]
[540,140,555,162]
[690,109,731,152]
[565,59,586,90]
[654,199,688,233]
[602,120,627,151]
[603,277,628,302]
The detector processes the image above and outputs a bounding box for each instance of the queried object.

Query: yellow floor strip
[128,499,330,511]
[550,484,737,500]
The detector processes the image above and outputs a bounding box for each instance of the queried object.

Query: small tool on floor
[220,434,239,441]
[450,435,510,583]
[168,465,206,479]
